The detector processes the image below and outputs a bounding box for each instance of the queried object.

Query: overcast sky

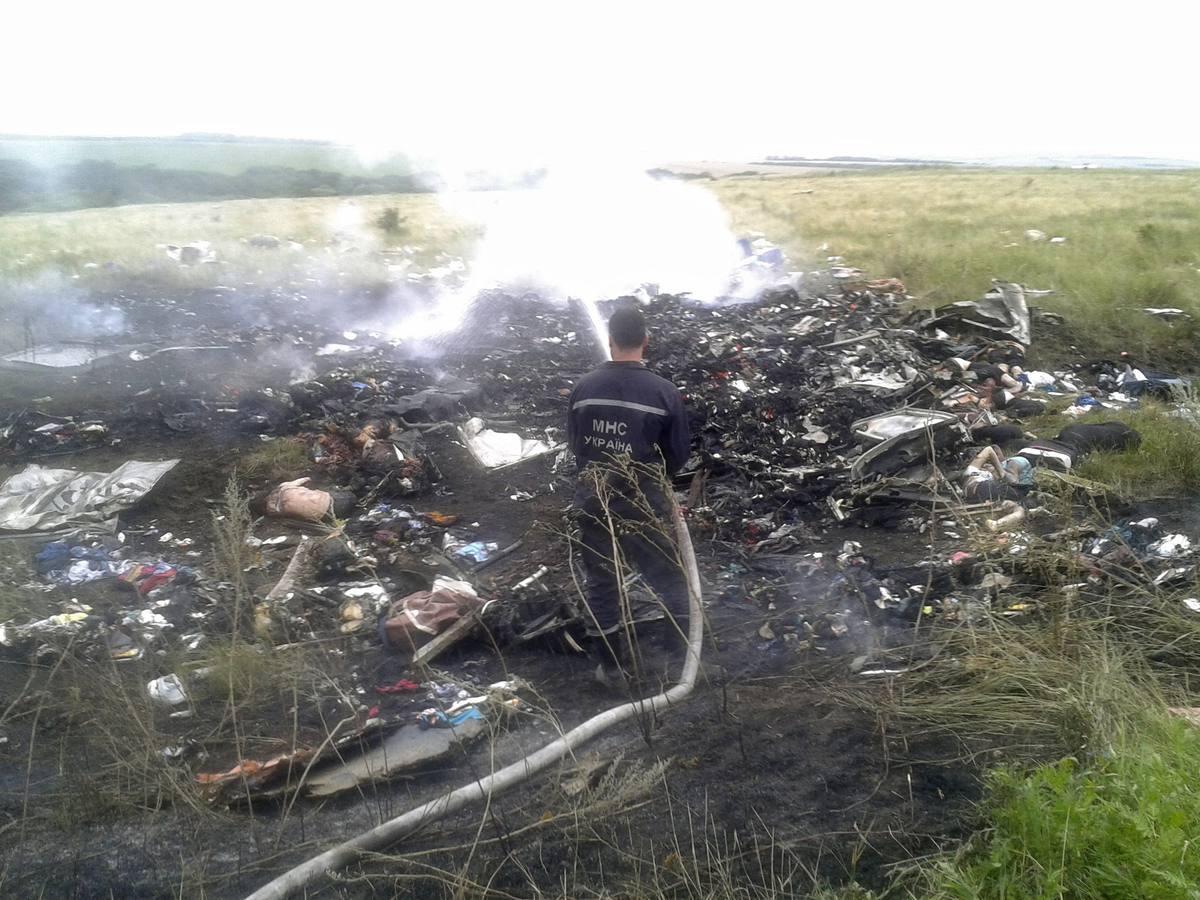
[4,0,1197,165]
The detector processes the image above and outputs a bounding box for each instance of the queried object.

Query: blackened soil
[0,285,981,899]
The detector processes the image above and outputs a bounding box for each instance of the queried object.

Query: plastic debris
[147,674,189,706]
[459,417,560,468]
[0,459,179,533]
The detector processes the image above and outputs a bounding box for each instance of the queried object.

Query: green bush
[374,206,405,234]
[921,716,1200,899]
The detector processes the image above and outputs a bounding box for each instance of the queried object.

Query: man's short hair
[608,307,647,350]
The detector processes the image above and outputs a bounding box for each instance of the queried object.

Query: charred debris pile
[0,257,1195,803]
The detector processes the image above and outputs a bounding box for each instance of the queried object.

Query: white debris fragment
[1149,534,1192,558]
[459,418,561,469]
[147,674,189,706]
[316,344,356,356]
[1144,308,1191,320]
[161,242,217,265]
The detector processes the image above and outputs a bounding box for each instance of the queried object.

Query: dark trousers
[576,492,689,641]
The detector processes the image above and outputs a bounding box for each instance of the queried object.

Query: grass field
[0,193,477,298]
[871,618,1200,900]
[1,168,1198,364]
[713,168,1200,364]
[3,166,1200,897]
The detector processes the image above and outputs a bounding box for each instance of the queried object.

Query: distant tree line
[0,159,439,213]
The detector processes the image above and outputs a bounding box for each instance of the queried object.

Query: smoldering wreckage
[0,238,1195,896]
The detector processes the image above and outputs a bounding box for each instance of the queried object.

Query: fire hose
[245,503,704,900]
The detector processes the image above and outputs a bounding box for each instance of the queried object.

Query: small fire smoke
[389,165,749,353]
[446,166,743,301]
[0,271,126,352]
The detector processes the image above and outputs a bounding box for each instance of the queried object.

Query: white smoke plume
[391,165,747,343]
[0,271,126,351]
[328,200,377,248]
[447,166,742,301]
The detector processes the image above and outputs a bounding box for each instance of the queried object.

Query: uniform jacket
[567,361,689,506]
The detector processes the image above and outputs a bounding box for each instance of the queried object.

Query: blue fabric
[453,541,494,564]
[36,541,111,574]
[1003,456,1034,487]
[35,541,71,573]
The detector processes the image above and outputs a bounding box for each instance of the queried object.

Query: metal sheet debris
[459,417,561,468]
[920,281,1032,346]
[0,459,179,533]
[304,714,487,798]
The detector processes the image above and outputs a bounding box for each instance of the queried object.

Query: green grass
[840,616,1161,763]
[0,192,478,356]
[917,716,1200,899]
[713,169,1200,364]
[1018,402,1200,499]
[1075,410,1200,499]
[837,551,1200,897]
[842,610,1200,898]
[0,192,478,298]
[236,438,312,484]
[188,640,313,706]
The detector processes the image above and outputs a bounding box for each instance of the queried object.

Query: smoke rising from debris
[391,165,746,343]
[328,200,377,249]
[450,167,743,302]
[0,271,126,349]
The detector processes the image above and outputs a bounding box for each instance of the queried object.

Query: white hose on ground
[245,503,705,900]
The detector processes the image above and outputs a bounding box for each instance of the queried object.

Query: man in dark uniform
[567,307,691,684]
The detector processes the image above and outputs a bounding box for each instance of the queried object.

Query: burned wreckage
[0,244,1191,827]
